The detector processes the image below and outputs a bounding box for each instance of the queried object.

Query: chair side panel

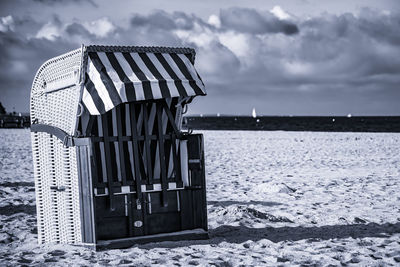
[31,131,82,244]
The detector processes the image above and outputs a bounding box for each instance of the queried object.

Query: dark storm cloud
[130,10,196,30]
[65,22,92,37]
[196,41,241,82]
[357,8,400,45]
[0,26,77,112]
[296,9,400,79]
[219,7,299,35]
[32,0,97,7]
[299,9,400,50]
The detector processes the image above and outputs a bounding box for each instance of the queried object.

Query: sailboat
[252,108,257,118]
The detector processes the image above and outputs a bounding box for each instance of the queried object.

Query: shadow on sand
[2,204,399,250]
[211,222,400,243]
[0,205,36,216]
[139,222,400,249]
[207,200,284,207]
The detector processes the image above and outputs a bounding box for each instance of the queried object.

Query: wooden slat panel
[187,134,208,231]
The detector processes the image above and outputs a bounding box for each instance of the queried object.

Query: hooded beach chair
[30,45,208,249]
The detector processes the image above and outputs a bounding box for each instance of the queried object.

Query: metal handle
[50,186,66,192]
[76,102,84,117]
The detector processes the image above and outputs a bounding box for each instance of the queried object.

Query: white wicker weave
[31,47,84,244]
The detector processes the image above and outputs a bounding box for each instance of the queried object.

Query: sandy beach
[0,128,399,266]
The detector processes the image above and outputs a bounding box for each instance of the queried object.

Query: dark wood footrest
[96,228,209,250]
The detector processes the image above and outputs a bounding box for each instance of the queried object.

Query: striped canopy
[82,46,206,115]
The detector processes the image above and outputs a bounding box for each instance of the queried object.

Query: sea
[183,116,400,132]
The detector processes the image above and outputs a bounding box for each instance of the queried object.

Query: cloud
[270,6,291,20]
[0,15,15,32]
[35,16,117,43]
[130,10,196,31]
[83,17,115,38]
[207,14,221,28]
[219,7,299,35]
[35,16,63,41]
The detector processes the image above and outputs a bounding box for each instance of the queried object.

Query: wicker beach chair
[30,45,208,249]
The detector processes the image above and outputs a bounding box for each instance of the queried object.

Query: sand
[0,129,399,266]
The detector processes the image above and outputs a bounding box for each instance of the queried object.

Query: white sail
[252,108,257,118]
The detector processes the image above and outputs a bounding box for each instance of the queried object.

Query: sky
[0,0,399,116]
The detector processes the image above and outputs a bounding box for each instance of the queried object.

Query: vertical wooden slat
[91,141,101,188]
[164,138,172,179]
[123,104,134,182]
[84,115,95,137]
[111,109,121,182]
[156,102,168,207]
[164,99,174,178]
[78,145,96,244]
[161,101,181,137]
[97,116,107,184]
[161,101,171,179]
[199,135,208,231]
[115,105,127,185]
[129,104,143,202]
[179,190,193,230]
[126,195,133,237]
[95,115,103,183]
[101,113,115,211]
[149,103,159,180]
[142,103,153,184]
[171,133,182,185]
[129,103,145,236]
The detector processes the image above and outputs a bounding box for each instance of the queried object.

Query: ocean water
[185,116,400,132]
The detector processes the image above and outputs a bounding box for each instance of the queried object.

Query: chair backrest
[80,97,186,188]
[30,47,83,135]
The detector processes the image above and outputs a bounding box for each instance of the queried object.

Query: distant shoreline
[2,115,399,132]
[183,116,400,133]
[0,114,30,128]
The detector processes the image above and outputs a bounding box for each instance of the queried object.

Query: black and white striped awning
[82,46,206,115]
